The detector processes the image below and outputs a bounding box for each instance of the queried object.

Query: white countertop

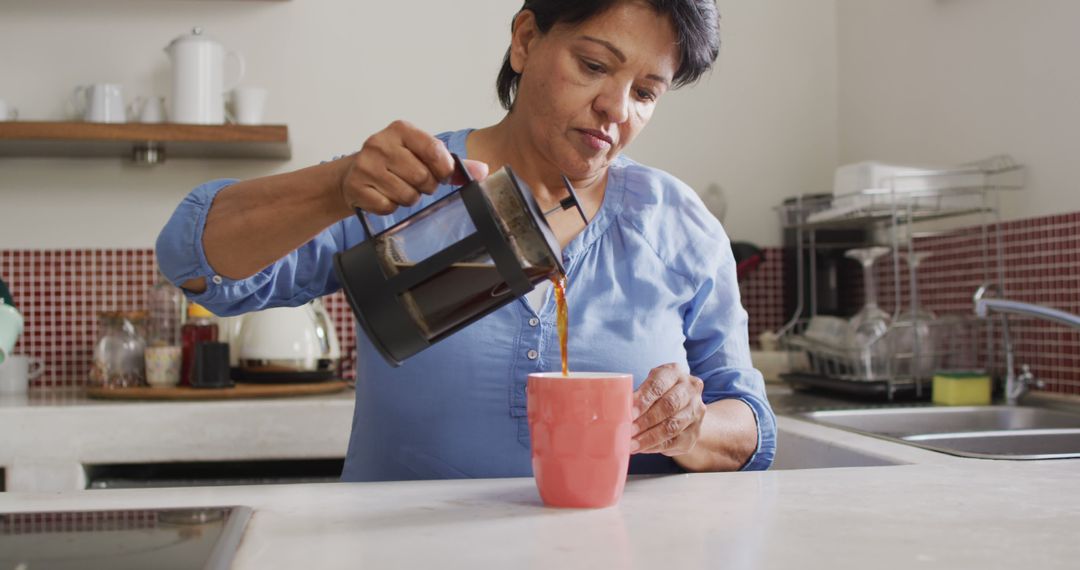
[5,387,1080,568]
[2,458,1079,569]
[0,389,355,492]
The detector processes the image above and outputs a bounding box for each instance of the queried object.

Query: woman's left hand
[630,363,708,456]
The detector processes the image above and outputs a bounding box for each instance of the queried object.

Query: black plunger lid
[501,167,570,275]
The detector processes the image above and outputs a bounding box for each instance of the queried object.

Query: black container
[191,342,233,389]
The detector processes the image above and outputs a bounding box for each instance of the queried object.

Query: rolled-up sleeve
[681,233,776,471]
[155,178,347,316]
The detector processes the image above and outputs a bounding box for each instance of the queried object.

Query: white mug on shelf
[0,99,18,121]
[0,355,45,394]
[129,95,167,123]
[72,83,126,123]
[228,86,268,125]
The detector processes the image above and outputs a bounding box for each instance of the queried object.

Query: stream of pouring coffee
[552,275,569,376]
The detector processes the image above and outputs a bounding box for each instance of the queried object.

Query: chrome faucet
[974,283,1078,405]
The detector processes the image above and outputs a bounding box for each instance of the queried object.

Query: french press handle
[353,153,473,239]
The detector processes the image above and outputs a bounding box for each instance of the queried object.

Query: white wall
[0,0,838,249]
[634,0,838,246]
[837,0,1080,221]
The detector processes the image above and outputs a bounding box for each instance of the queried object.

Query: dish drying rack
[773,155,1025,400]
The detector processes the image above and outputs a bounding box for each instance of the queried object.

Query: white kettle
[0,300,22,365]
[233,300,341,380]
[165,27,245,124]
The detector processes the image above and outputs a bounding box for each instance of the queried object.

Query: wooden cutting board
[86,381,350,401]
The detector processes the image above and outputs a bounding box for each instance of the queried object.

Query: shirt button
[211,275,223,285]
[528,317,539,327]
[527,349,539,360]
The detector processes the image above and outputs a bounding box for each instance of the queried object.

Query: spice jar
[91,311,148,388]
[147,271,184,347]
[145,271,185,388]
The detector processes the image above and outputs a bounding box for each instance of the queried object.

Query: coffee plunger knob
[541,175,589,225]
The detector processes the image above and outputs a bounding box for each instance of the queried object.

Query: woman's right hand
[340,120,489,215]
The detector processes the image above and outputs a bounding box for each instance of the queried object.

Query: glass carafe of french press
[334,155,586,366]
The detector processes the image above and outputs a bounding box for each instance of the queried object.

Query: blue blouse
[156,128,776,480]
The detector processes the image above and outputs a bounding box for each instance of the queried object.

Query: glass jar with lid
[147,270,184,347]
[144,272,185,388]
[91,311,148,388]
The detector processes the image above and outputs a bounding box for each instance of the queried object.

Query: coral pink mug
[527,372,634,508]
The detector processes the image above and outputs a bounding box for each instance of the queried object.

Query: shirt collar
[446,128,624,263]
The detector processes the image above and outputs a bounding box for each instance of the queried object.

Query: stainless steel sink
[905,429,1080,460]
[799,406,1080,460]
[802,406,1080,437]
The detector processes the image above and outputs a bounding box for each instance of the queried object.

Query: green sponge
[933,371,992,406]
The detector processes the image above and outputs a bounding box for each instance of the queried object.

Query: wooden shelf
[0,121,291,162]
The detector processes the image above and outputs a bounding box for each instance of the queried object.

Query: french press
[333,156,587,366]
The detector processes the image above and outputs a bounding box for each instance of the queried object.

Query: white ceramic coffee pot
[165,27,245,124]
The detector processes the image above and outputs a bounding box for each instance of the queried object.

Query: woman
[157,0,775,480]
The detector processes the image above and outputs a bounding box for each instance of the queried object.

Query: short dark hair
[496,0,721,110]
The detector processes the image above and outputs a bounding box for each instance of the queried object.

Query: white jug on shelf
[165,27,245,124]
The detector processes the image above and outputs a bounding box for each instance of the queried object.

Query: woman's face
[510,1,680,180]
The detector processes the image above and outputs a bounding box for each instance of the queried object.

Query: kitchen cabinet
[0,121,290,163]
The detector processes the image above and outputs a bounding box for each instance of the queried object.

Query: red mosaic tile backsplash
[2,210,1077,394]
[0,250,356,388]
[738,247,786,347]
[735,210,1078,395]
[760,214,1080,396]
[871,212,1080,395]
[1,509,159,534]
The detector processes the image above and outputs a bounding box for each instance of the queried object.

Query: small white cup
[0,99,17,121]
[72,83,126,123]
[0,355,44,394]
[145,346,182,388]
[130,95,166,123]
[228,86,268,125]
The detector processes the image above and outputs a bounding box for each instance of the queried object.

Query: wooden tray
[86,381,350,401]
